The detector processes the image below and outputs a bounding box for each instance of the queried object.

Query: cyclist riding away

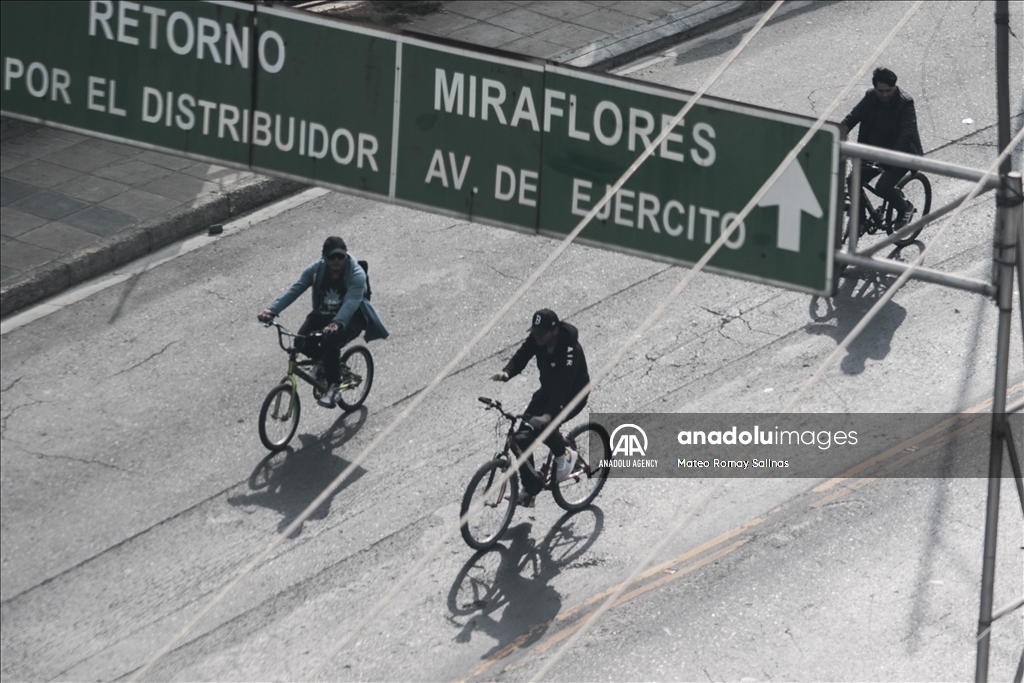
[839,67,924,230]
[258,236,389,408]
[490,309,590,506]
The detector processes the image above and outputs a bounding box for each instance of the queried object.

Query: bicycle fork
[484,461,511,508]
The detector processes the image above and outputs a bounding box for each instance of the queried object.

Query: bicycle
[459,396,611,551]
[258,320,374,451]
[842,162,932,248]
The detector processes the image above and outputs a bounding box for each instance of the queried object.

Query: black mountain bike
[258,320,373,451]
[843,163,932,248]
[460,397,611,551]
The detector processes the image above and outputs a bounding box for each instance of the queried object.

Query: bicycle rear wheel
[460,458,519,550]
[336,345,373,411]
[552,423,610,511]
[891,173,932,247]
[259,384,300,451]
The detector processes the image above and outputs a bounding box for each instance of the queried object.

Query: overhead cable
[528,3,928,679]
[300,3,790,679]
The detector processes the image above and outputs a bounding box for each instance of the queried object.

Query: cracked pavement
[2,1,1022,681]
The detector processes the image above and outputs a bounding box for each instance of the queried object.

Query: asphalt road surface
[2,1,1023,681]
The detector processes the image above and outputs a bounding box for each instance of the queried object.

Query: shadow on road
[446,507,604,664]
[228,406,370,536]
[807,269,907,374]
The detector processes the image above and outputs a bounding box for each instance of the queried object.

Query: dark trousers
[516,390,588,494]
[296,310,367,384]
[855,162,909,216]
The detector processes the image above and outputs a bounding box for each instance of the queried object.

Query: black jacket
[503,322,590,416]
[841,87,923,156]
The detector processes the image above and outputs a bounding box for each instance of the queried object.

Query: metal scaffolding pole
[978,158,1019,679]
[975,3,1018,679]
[975,167,1020,679]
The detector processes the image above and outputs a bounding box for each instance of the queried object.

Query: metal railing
[837,141,1003,298]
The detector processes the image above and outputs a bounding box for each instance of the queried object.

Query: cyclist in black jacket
[839,67,923,229]
[491,309,590,503]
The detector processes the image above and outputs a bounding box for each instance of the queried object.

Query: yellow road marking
[456,385,1024,682]
[460,621,551,680]
[553,516,764,624]
[813,383,1023,493]
[455,521,760,682]
[811,414,990,508]
[534,540,747,655]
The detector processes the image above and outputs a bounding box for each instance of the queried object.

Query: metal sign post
[975,170,1022,683]
[975,1,1023,679]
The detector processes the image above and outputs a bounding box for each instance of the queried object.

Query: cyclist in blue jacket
[259,236,388,407]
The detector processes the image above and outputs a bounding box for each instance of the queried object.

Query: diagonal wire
[531,479,727,681]
[135,4,785,679]
[527,3,927,679]
[781,124,1024,416]
[315,1,931,677]
[301,3,790,680]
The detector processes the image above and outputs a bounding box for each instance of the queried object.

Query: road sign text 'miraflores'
[0,0,840,294]
[431,68,740,241]
[433,69,718,166]
[429,68,753,255]
[424,63,838,294]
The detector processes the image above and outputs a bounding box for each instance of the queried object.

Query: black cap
[322,235,347,257]
[529,308,559,333]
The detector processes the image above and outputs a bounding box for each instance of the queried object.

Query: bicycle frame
[267,322,331,394]
[852,176,896,236]
[481,397,559,488]
[845,158,931,250]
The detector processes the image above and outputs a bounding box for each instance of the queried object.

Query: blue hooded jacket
[269,255,389,341]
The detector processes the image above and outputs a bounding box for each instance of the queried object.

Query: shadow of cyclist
[807,269,907,375]
[229,407,369,537]
[447,507,604,660]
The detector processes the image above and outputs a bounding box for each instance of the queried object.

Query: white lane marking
[1,187,330,336]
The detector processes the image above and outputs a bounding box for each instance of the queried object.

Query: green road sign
[394,40,545,231]
[0,1,839,294]
[537,66,838,293]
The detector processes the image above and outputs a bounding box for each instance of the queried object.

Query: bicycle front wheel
[552,423,610,512]
[259,384,300,451]
[460,459,519,550]
[892,173,932,247]
[336,345,373,411]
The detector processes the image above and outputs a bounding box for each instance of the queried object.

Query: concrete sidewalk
[0,0,764,318]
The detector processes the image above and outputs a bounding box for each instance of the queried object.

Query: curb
[556,0,769,71]
[0,176,306,317]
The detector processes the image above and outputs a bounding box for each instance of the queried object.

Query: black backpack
[358,260,371,300]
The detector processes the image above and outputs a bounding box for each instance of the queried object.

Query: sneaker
[317,384,339,407]
[894,201,915,231]
[517,490,536,508]
[555,449,578,483]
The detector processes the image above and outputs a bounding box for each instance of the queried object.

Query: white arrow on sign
[756,159,823,252]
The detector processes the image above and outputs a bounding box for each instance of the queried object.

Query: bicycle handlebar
[478,396,526,423]
[263,319,325,353]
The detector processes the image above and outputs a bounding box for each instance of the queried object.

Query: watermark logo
[610,424,648,458]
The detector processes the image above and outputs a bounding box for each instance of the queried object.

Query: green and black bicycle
[258,320,373,451]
